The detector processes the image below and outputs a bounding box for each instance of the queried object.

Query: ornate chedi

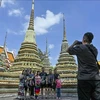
[0,33,18,93]
[0,0,42,94]
[42,39,51,73]
[10,0,42,73]
[56,14,78,96]
[0,33,14,71]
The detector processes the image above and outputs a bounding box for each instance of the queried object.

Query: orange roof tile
[0,47,3,53]
[7,52,14,62]
[0,47,14,62]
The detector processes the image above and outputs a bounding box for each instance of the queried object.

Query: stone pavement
[0,97,78,100]
[0,93,17,98]
[0,94,78,100]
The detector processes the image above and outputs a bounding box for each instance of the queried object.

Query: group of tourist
[17,67,62,100]
[17,32,100,100]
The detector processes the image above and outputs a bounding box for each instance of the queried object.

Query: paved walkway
[0,93,78,100]
[0,97,78,100]
[0,96,78,100]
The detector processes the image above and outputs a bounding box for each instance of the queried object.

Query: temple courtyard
[0,96,78,100]
[0,93,78,100]
[0,0,77,99]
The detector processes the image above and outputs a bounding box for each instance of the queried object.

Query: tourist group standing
[17,67,62,100]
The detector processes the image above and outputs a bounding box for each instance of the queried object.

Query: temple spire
[46,38,48,55]
[63,13,67,41]
[24,0,36,43]
[61,14,68,52]
[3,32,8,58]
[28,0,34,30]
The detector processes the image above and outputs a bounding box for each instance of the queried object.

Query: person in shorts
[39,67,47,98]
[53,68,59,98]
[29,70,35,99]
[47,69,54,96]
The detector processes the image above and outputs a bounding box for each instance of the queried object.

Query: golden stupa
[10,0,42,73]
[42,39,52,73]
[0,33,18,93]
[0,0,43,93]
[56,14,78,95]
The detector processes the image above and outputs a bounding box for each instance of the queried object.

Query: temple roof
[0,46,15,62]
[43,38,50,67]
[56,14,77,67]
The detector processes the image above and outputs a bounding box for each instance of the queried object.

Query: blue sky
[0,0,100,66]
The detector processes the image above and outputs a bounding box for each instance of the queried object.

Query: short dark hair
[83,32,94,43]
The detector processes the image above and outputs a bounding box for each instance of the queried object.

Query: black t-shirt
[68,44,100,80]
[39,72,47,84]
[29,74,35,84]
[47,74,54,84]
[54,73,59,81]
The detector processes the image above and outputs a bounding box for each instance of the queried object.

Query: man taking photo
[67,32,100,100]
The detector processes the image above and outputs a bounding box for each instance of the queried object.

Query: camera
[76,41,82,45]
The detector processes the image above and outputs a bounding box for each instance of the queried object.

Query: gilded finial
[28,0,34,30]
[63,13,67,41]
[46,38,48,55]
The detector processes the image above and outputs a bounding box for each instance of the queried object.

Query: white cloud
[1,0,15,8]
[49,44,54,49]
[21,10,63,35]
[34,10,63,35]
[7,10,63,35]
[8,8,23,16]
